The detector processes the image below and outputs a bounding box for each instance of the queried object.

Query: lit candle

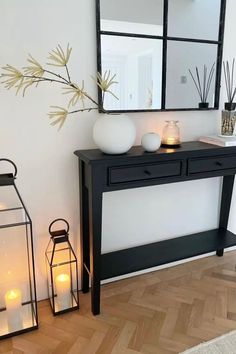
[162,121,181,147]
[55,273,71,310]
[166,137,178,145]
[5,289,23,332]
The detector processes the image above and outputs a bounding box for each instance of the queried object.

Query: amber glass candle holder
[161,120,181,147]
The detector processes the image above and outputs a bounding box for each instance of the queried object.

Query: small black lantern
[0,159,38,339]
[45,219,79,315]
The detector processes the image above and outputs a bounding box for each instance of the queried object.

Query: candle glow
[165,137,179,145]
[57,274,70,283]
[5,288,23,332]
[55,273,71,310]
[162,120,181,147]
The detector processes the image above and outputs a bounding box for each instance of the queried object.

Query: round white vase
[141,132,161,152]
[93,114,136,154]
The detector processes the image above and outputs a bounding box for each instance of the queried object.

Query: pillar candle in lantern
[55,273,71,310]
[5,288,23,332]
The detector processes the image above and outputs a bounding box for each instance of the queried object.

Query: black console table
[74,141,236,315]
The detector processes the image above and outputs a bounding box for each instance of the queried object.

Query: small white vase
[93,114,136,154]
[141,132,161,152]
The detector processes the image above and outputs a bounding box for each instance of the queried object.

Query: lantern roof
[0,159,31,229]
[45,219,77,267]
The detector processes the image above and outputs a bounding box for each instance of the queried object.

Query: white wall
[0,0,235,301]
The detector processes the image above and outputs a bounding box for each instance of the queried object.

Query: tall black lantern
[45,219,79,315]
[0,159,38,339]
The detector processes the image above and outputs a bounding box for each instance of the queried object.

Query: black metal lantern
[0,159,38,339]
[45,219,79,315]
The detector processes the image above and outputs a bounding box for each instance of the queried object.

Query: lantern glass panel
[46,240,77,265]
[0,219,37,337]
[0,186,30,226]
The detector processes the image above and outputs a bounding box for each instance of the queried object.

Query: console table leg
[216,249,224,257]
[89,169,103,315]
[79,160,90,293]
[217,174,235,257]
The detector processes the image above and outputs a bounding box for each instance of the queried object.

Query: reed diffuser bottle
[189,63,215,109]
[221,59,236,136]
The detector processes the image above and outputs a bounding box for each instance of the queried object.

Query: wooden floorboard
[1,250,236,353]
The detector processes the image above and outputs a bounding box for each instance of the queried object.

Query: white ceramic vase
[93,114,136,154]
[141,132,161,152]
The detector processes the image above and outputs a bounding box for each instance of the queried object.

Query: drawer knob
[215,161,222,166]
[144,169,152,176]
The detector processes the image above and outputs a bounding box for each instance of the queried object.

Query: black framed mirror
[96,0,226,113]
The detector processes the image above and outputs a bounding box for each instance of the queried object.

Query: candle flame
[6,289,21,300]
[56,274,70,282]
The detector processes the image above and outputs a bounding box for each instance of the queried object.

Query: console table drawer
[189,155,236,174]
[109,161,182,184]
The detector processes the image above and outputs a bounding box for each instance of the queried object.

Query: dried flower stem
[68,107,99,114]
[22,74,104,110]
[65,64,71,83]
[44,69,70,84]
[23,74,68,86]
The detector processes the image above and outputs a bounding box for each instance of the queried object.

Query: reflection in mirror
[101,35,163,111]
[168,0,221,41]
[100,0,164,36]
[166,41,217,109]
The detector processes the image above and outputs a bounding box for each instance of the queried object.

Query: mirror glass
[100,0,164,36]
[97,0,225,112]
[166,41,217,109]
[101,35,163,110]
[168,0,221,41]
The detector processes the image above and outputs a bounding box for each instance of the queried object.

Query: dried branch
[1,44,118,129]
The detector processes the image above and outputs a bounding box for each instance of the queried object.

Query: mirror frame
[96,0,226,113]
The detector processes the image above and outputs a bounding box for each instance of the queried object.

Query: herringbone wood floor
[1,251,236,354]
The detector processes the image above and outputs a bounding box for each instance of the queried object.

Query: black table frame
[75,142,236,315]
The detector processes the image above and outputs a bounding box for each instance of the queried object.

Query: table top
[74,141,236,164]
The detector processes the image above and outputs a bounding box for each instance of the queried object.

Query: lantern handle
[0,158,17,177]
[49,218,69,235]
